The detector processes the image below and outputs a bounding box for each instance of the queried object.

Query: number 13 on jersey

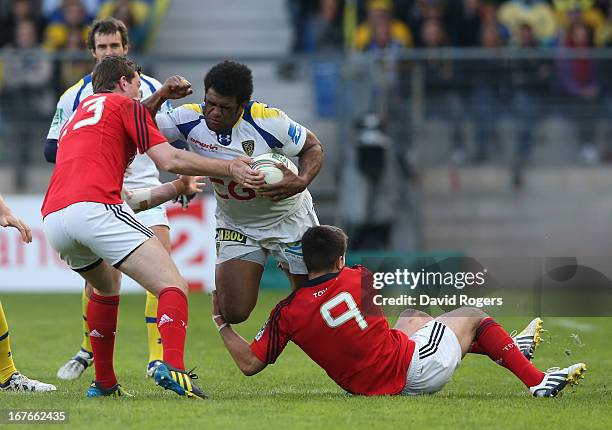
[59,96,106,140]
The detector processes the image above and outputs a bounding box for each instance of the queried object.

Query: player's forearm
[297,132,324,186]
[141,90,170,118]
[218,326,264,376]
[124,180,185,212]
[162,148,231,177]
[212,312,265,376]
[0,195,10,215]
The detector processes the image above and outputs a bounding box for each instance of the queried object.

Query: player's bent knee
[458,306,488,320]
[398,309,432,319]
[220,303,252,324]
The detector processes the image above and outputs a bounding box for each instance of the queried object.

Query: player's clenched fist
[162,75,193,100]
[228,157,266,189]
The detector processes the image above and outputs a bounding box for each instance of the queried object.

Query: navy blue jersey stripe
[73,74,93,111]
[133,101,144,152]
[140,76,158,97]
[142,104,150,150]
[242,101,284,149]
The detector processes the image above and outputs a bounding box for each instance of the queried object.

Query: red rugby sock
[475,317,544,387]
[88,292,119,389]
[157,287,188,371]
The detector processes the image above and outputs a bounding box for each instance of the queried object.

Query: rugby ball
[251,153,298,184]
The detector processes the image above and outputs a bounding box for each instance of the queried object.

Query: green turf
[0,292,610,430]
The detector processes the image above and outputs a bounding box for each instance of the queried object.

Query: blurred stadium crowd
[287,0,612,165]
[288,0,612,53]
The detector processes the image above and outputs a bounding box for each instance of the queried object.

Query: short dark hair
[87,17,129,51]
[204,60,253,105]
[302,226,348,273]
[92,55,140,93]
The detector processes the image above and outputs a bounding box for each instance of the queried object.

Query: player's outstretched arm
[0,195,32,243]
[123,176,205,212]
[261,130,323,201]
[147,143,265,188]
[141,75,193,117]
[212,292,267,376]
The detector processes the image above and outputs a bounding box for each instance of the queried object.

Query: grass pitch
[0,292,610,430]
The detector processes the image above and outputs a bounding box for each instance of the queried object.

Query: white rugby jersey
[156,101,310,228]
[47,73,171,189]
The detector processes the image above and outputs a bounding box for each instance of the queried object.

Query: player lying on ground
[0,195,55,392]
[155,60,324,325]
[213,225,587,397]
[42,56,265,399]
[44,18,185,381]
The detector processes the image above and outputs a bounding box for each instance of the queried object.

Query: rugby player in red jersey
[42,55,264,399]
[213,225,586,398]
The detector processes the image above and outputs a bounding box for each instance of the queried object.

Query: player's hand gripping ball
[250,153,298,184]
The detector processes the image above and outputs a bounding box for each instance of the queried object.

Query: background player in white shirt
[156,60,324,324]
[44,17,181,380]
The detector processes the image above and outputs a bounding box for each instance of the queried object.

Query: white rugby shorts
[134,203,169,229]
[215,197,319,275]
[43,201,154,271]
[401,320,462,395]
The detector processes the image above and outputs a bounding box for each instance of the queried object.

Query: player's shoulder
[271,291,299,318]
[140,73,163,91]
[242,101,289,129]
[338,265,371,283]
[170,103,205,122]
[94,92,138,111]
[242,100,297,137]
[58,74,93,105]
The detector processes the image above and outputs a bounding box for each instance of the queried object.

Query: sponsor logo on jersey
[51,108,64,127]
[89,330,104,338]
[255,319,269,341]
[241,140,255,156]
[216,132,232,146]
[189,137,218,152]
[216,228,247,243]
[288,122,302,145]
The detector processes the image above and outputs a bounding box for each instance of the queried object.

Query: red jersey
[42,92,167,217]
[250,266,416,396]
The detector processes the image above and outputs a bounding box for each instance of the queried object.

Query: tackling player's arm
[146,143,264,188]
[211,292,267,376]
[123,175,205,212]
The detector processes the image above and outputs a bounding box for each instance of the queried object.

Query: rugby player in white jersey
[44,18,181,380]
[156,60,324,324]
